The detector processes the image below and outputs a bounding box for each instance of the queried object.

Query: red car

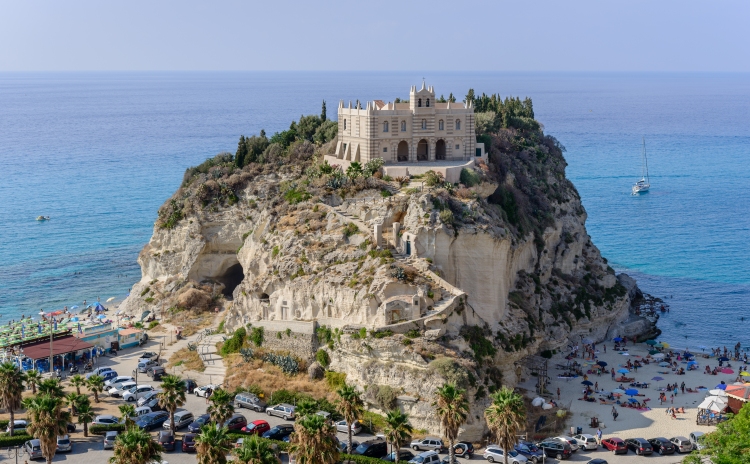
[241,419,271,435]
[601,437,628,454]
[226,414,248,431]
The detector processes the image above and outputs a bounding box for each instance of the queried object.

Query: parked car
[573,434,599,450]
[132,406,153,418]
[382,450,415,462]
[226,413,248,431]
[514,442,545,463]
[353,438,388,458]
[600,437,627,454]
[182,433,197,452]
[408,450,441,464]
[241,419,271,435]
[135,411,170,431]
[483,446,528,463]
[187,414,212,433]
[23,439,44,460]
[670,436,694,453]
[105,375,135,388]
[266,403,296,420]
[193,384,218,398]
[335,420,362,435]
[56,435,72,453]
[123,384,156,402]
[139,395,162,411]
[262,424,295,441]
[553,436,580,452]
[136,360,158,373]
[6,420,27,435]
[87,366,113,378]
[109,381,137,397]
[103,431,118,450]
[453,441,474,458]
[157,430,175,451]
[100,370,119,382]
[182,378,197,393]
[234,393,267,412]
[139,351,160,362]
[625,438,653,455]
[648,437,676,455]
[339,440,359,453]
[93,415,120,426]
[690,431,706,450]
[586,460,609,464]
[536,440,572,460]
[163,410,194,430]
[410,437,445,452]
[147,366,166,380]
[66,423,76,433]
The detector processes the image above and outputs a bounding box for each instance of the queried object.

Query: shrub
[140,287,151,297]
[460,168,480,187]
[220,327,247,356]
[363,158,385,177]
[325,371,346,390]
[147,321,159,330]
[249,326,264,347]
[394,176,410,186]
[404,329,421,339]
[343,223,359,237]
[144,297,154,303]
[460,326,497,362]
[269,389,310,405]
[316,349,330,368]
[380,189,392,198]
[90,424,126,435]
[262,353,299,375]
[283,185,311,204]
[428,357,469,387]
[233,384,264,398]
[423,170,445,187]
[272,245,280,258]
[370,329,393,339]
[439,209,454,225]
[0,434,32,447]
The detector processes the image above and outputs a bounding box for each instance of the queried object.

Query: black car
[648,437,676,455]
[182,433,197,452]
[339,440,359,453]
[136,411,169,431]
[182,379,197,394]
[515,442,546,463]
[147,366,166,380]
[187,414,212,433]
[353,438,388,458]
[536,440,572,460]
[586,460,609,464]
[625,438,653,455]
[158,430,175,451]
[66,423,76,433]
[382,450,414,462]
[262,424,295,441]
[454,441,474,458]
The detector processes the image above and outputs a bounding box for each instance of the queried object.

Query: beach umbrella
[70,305,79,310]
[617,368,630,374]
[70,317,79,323]
[659,362,671,367]
[741,372,750,376]
[653,353,665,359]
[628,398,638,403]
[581,380,593,386]
[613,388,626,394]
[654,342,664,348]
[718,357,729,362]
[96,314,106,320]
[649,349,660,355]
[625,388,639,396]
[597,361,608,367]
[708,389,728,397]
[106,297,115,302]
[652,376,665,381]
[715,383,728,390]
[613,337,623,342]
[721,368,734,374]
[646,340,657,346]
[662,342,670,348]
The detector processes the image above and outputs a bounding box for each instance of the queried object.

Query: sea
[1,72,748,349]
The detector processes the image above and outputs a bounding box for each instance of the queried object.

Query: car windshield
[354,444,369,453]
[196,416,208,424]
[58,439,69,445]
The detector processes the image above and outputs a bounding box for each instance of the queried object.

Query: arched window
[383,121,389,132]
[439,120,444,131]
[344,119,347,130]
[418,98,422,107]
[426,99,430,107]
[421,119,427,130]
[455,119,461,130]
[401,121,406,132]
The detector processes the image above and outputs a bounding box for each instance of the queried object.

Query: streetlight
[39,310,53,375]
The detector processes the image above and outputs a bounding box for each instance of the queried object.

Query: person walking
[612,406,619,422]
[596,428,603,445]
[681,382,685,394]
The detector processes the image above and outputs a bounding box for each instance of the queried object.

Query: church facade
[333,83,480,165]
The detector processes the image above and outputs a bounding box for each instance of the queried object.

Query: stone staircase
[198,332,226,386]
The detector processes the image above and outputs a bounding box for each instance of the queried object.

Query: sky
[1,0,749,72]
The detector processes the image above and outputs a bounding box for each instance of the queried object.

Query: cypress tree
[448,93,456,103]
[235,135,248,168]
[321,100,327,122]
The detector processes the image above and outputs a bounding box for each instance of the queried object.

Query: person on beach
[557,387,561,400]
[596,428,602,444]
[612,406,619,421]
[611,368,615,380]
[603,344,606,353]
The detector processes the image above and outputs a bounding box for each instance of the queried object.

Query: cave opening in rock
[216,262,245,299]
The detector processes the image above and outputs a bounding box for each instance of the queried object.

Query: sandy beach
[517,340,742,443]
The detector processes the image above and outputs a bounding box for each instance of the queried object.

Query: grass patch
[167,347,205,372]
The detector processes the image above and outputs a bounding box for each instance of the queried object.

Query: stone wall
[250,319,318,362]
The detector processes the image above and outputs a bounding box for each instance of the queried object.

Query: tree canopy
[685,402,750,464]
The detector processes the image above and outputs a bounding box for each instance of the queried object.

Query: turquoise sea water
[1,72,748,348]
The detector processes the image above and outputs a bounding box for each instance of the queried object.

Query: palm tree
[207,388,234,428]
[109,426,163,464]
[195,424,231,464]
[295,398,318,418]
[485,387,527,464]
[77,399,95,437]
[119,404,137,430]
[37,378,64,398]
[157,374,187,432]
[69,374,86,395]
[65,392,82,415]
[384,409,413,458]
[434,383,469,463]
[23,394,70,464]
[26,369,41,394]
[0,362,26,436]
[86,374,105,403]
[288,413,339,464]
[336,384,363,455]
[232,434,279,464]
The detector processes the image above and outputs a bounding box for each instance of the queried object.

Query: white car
[122,384,156,402]
[335,420,362,435]
[105,375,135,388]
[483,446,528,463]
[87,366,113,379]
[109,381,137,397]
[572,433,599,450]
[194,385,218,398]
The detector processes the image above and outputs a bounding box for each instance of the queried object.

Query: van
[132,406,153,418]
[690,431,706,450]
[164,410,195,430]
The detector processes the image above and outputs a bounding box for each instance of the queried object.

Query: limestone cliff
[120,118,655,439]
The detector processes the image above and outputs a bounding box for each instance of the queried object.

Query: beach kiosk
[118,327,144,349]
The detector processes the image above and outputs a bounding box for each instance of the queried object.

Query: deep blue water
[1,72,748,348]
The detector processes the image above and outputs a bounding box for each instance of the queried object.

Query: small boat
[36,216,51,221]
[632,138,650,195]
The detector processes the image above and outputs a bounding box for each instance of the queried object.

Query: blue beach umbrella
[715,383,727,390]
[613,337,623,342]
[687,360,698,366]
[597,361,608,367]
[70,317,79,322]
[70,305,79,310]
[617,368,630,374]
[718,357,729,362]
[628,398,638,403]
[651,376,665,381]
[645,340,657,346]
[581,380,593,386]
[625,388,639,396]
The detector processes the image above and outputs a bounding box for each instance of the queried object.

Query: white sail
[632,138,650,194]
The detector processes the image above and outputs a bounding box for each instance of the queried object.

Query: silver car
[56,435,72,453]
[335,420,362,435]
[670,436,693,453]
[24,439,44,460]
[265,403,296,420]
[410,437,445,452]
[103,431,118,450]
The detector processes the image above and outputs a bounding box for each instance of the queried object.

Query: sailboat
[632,137,650,195]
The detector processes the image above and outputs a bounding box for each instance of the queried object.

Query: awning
[20,335,95,360]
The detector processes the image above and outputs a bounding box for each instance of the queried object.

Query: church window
[421,119,427,130]
[439,120,444,130]
[401,121,406,132]
[344,119,347,130]
[418,98,422,107]
[455,144,460,150]
[455,119,461,130]
[426,98,430,107]
[383,121,389,132]
[383,147,388,152]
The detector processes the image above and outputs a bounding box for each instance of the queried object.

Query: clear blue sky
[1,0,748,72]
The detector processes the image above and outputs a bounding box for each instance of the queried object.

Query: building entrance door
[417,140,428,161]
[397,141,409,162]
[436,140,446,160]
